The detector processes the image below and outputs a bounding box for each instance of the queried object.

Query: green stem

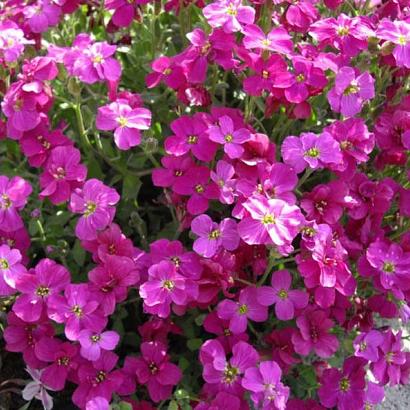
[73,103,93,152]
[36,220,46,242]
[297,168,313,189]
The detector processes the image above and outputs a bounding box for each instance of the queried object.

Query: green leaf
[174,389,190,400]
[168,400,179,410]
[122,174,142,201]
[118,402,133,410]
[187,338,203,351]
[72,239,86,266]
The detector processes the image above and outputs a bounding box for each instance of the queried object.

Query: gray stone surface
[381,385,410,409]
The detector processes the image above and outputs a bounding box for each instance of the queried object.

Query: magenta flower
[237,195,304,255]
[152,155,194,190]
[105,0,145,27]
[257,270,308,321]
[195,392,241,410]
[78,329,120,361]
[191,214,240,258]
[96,99,151,150]
[203,0,255,33]
[39,146,87,204]
[164,114,217,162]
[363,381,385,409]
[378,19,410,68]
[146,56,186,89]
[4,312,54,369]
[133,341,182,402]
[24,0,61,33]
[242,360,290,410]
[243,24,293,54]
[88,255,140,316]
[292,309,339,358]
[263,162,298,205]
[208,115,251,159]
[210,160,237,205]
[173,166,219,215]
[34,337,78,391]
[318,357,366,410]
[139,260,198,318]
[327,67,375,117]
[371,330,406,385]
[13,259,70,322]
[281,132,342,173]
[353,330,383,362]
[217,287,268,334]
[69,179,120,241]
[48,284,106,341]
[0,176,32,232]
[200,339,259,395]
[72,351,124,409]
[76,41,121,84]
[244,55,293,97]
[0,244,26,292]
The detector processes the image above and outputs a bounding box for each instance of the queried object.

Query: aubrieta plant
[0,0,409,409]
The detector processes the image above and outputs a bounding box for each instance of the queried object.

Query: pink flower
[203,0,255,33]
[353,330,383,362]
[195,392,241,410]
[133,341,182,402]
[257,270,308,321]
[327,67,375,117]
[0,244,26,293]
[0,21,30,62]
[243,24,293,54]
[88,255,140,316]
[72,351,124,408]
[96,99,151,150]
[13,259,70,322]
[34,337,79,391]
[191,214,240,258]
[242,360,290,410]
[237,195,304,255]
[105,0,146,27]
[0,176,32,232]
[39,146,87,204]
[24,0,61,33]
[152,155,195,189]
[48,284,106,341]
[281,131,342,173]
[292,308,340,358]
[200,339,259,395]
[173,166,219,215]
[139,260,198,318]
[210,160,237,205]
[217,287,268,334]
[318,357,366,410]
[208,115,251,159]
[164,114,217,162]
[377,19,410,68]
[78,329,120,361]
[22,367,54,410]
[69,179,120,241]
[146,56,186,89]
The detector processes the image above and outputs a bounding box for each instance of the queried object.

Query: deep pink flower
[217,287,268,334]
[48,284,106,341]
[208,115,251,159]
[203,0,255,33]
[96,99,151,150]
[210,160,237,205]
[0,176,32,232]
[200,339,259,395]
[133,341,182,402]
[237,195,304,255]
[164,114,217,162]
[139,260,198,318]
[242,360,290,410]
[34,337,79,391]
[257,270,308,321]
[78,329,120,361]
[70,179,120,241]
[105,0,147,27]
[327,67,375,117]
[282,131,342,173]
[13,259,70,322]
[353,330,383,362]
[88,255,140,316]
[152,155,194,189]
[24,0,61,33]
[318,357,366,410]
[39,146,87,204]
[0,244,26,293]
[292,309,339,358]
[191,214,240,258]
[377,19,410,68]
[243,24,293,54]
[173,166,219,215]
[72,351,124,409]
[146,56,186,89]
[195,392,241,410]
[285,0,318,33]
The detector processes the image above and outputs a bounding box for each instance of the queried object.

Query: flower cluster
[0,0,409,409]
